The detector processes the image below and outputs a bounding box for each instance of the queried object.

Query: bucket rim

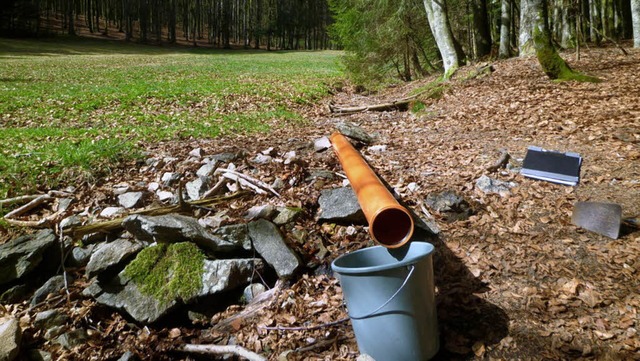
[331,241,434,275]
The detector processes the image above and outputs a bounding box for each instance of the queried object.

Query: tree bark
[471,0,492,58]
[530,0,599,81]
[519,0,536,55]
[499,0,512,57]
[422,0,459,77]
[633,0,640,47]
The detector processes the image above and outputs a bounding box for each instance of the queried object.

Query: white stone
[100,207,124,218]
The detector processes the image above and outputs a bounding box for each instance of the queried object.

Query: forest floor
[4,45,640,360]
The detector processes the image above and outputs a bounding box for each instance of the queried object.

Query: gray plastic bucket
[331,242,438,361]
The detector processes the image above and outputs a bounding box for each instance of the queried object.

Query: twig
[258,317,349,331]
[215,168,280,197]
[201,177,228,199]
[588,22,628,55]
[295,336,345,353]
[180,344,266,361]
[0,194,40,207]
[3,194,53,219]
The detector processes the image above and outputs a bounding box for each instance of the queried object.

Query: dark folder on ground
[520,146,582,186]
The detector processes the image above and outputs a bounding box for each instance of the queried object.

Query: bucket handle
[348,265,415,320]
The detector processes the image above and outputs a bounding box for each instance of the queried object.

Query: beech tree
[499,0,511,58]
[633,0,640,47]
[422,0,459,77]
[529,0,598,81]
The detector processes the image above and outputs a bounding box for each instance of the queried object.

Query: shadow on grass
[0,36,326,58]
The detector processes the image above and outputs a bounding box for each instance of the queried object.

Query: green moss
[123,242,205,304]
[533,25,600,83]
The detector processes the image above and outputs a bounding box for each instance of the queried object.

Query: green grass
[0,37,343,202]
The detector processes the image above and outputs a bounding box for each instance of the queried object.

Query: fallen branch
[588,23,628,56]
[70,191,248,239]
[215,168,280,197]
[213,280,283,332]
[3,194,53,219]
[486,149,511,173]
[180,344,266,361]
[329,65,494,115]
[0,194,40,207]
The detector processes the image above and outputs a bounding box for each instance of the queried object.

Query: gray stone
[0,229,56,286]
[243,283,267,303]
[245,205,277,221]
[31,275,67,306]
[212,152,240,162]
[85,258,262,324]
[0,317,21,361]
[59,215,82,230]
[55,329,88,350]
[161,172,181,187]
[189,148,204,158]
[122,214,225,253]
[56,198,74,213]
[367,145,387,153]
[0,284,29,304]
[34,310,69,330]
[112,184,131,195]
[66,245,94,268]
[118,192,144,209]
[475,175,517,197]
[156,190,175,202]
[271,178,285,190]
[283,151,297,165]
[147,182,160,192]
[273,207,303,225]
[305,169,336,182]
[211,224,252,251]
[336,122,375,144]
[116,351,140,361]
[25,349,52,361]
[196,161,218,178]
[252,154,272,164]
[313,136,332,152]
[86,239,144,279]
[425,190,473,222]
[100,207,124,218]
[186,177,209,200]
[317,187,366,224]
[248,219,301,278]
[198,258,263,297]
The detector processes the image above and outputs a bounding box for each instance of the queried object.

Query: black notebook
[520,146,582,186]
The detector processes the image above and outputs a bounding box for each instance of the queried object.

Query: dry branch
[213,281,283,332]
[180,344,266,361]
[0,194,40,207]
[486,149,511,173]
[214,168,280,197]
[70,191,248,239]
[3,195,53,219]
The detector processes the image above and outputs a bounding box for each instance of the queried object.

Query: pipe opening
[371,208,414,248]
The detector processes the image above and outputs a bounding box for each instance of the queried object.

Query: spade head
[571,202,622,239]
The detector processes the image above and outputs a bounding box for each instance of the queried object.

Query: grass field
[0,37,343,203]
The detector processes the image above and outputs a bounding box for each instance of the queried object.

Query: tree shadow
[410,222,510,359]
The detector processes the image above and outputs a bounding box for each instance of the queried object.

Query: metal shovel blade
[571,202,622,239]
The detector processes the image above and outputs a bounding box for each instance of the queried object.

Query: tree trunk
[471,0,492,58]
[499,0,512,57]
[633,0,640,47]
[519,0,536,55]
[422,0,459,77]
[560,3,575,48]
[589,0,602,44]
[531,0,599,81]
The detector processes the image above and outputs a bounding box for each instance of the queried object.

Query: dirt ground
[5,46,640,360]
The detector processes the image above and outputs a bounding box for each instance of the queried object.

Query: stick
[0,194,40,207]
[180,344,266,361]
[3,195,53,219]
[486,149,511,173]
[215,168,280,197]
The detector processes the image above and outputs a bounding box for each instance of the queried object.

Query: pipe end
[370,207,414,248]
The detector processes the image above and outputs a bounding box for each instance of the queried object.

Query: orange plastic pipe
[330,132,414,248]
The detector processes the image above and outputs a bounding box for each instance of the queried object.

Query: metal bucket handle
[348,265,415,320]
